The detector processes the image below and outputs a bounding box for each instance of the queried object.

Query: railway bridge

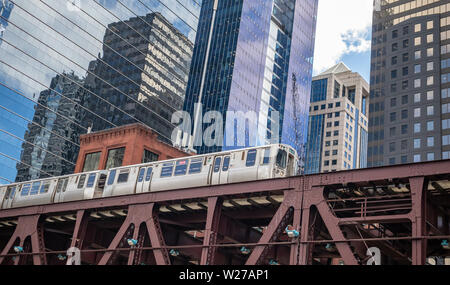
[0,160,449,265]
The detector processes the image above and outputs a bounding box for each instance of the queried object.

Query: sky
[313,0,374,82]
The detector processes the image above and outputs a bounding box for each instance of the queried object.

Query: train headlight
[170,249,180,257]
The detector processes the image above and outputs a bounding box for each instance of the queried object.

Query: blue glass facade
[184,0,318,155]
[310,78,328,103]
[305,114,324,174]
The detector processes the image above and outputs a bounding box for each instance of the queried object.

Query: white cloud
[313,0,373,75]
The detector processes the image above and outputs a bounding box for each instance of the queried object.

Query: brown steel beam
[409,177,427,265]
[200,197,222,265]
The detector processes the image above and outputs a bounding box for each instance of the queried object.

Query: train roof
[108,144,297,171]
[0,170,108,188]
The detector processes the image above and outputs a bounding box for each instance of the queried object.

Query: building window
[414,154,421,163]
[415,50,421,60]
[402,53,409,62]
[389,158,396,165]
[402,66,409,76]
[401,156,407,164]
[427,20,433,30]
[414,108,421,118]
[427,106,434,116]
[414,79,421,88]
[443,119,450,130]
[414,123,421,133]
[427,34,433,43]
[83,152,101,172]
[427,62,434,71]
[106,147,125,169]
[392,30,398,38]
[414,93,421,103]
[402,95,408,104]
[401,140,407,150]
[414,139,421,149]
[391,70,397,79]
[443,135,450,146]
[389,142,396,152]
[392,43,398,52]
[401,109,408,119]
[414,64,421,74]
[142,149,159,163]
[443,152,450,160]
[427,48,434,57]
[427,153,435,161]
[403,39,409,48]
[442,103,450,114]
[426,76,434,86]
[401,124,408,134]
[427,91,434,101]
[427,137,435,147]
[415,23,421,33]
[392,56,398,65]
[390,112,396,122]
[427,121,434,131]
[414,37,421,46]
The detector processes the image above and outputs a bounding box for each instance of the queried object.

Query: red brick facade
[74,124,190,173]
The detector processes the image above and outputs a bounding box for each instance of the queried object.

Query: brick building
[74,123,190,173]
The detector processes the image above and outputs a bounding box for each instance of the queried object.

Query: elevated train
[0,144,298,210]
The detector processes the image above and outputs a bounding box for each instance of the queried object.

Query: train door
[135,167,153,194]
[211,155,230,185]
[54,178,68,203]
[2,186,16,209]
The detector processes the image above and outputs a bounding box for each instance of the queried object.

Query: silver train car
[0,144,298,210]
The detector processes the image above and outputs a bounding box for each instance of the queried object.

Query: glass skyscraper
[369,0,450,167]
[0,1,199,183]
[183,0,318,158]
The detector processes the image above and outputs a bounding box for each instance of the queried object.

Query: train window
[62,179,69,192]
[30,182,41,195]
[117,170,130,183]
[145,167,153,181]
[138,168,146,182]
[223,156,230,171]
[40,183,50,194]
[246,150,257,167]
[78,175,87,189]
[263,148,271,165]
[189,158,203,174]
[161,163,174,178]
[86,174,97,188]
[214,157,222,173]
[56,180,64,193]
[175,160,188,176]
[9,187,16,199]
[107,170,117,186]
[276,150,287,169]
[4,188,10,200]
[21,184,31,196]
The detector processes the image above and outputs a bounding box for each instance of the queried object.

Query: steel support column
[0,215,46,265]
[245,191,295,265]
[200,197,222,265]
[409,176,427,265]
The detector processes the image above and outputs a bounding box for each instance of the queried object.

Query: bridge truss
[0,160,449,265]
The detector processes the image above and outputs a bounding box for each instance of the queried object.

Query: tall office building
[0,0,13,45]
[15,73,86,182]
[305,63,369,174]
[368,0,450,167]
[83,12,194,144]
[183,0,318,156]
